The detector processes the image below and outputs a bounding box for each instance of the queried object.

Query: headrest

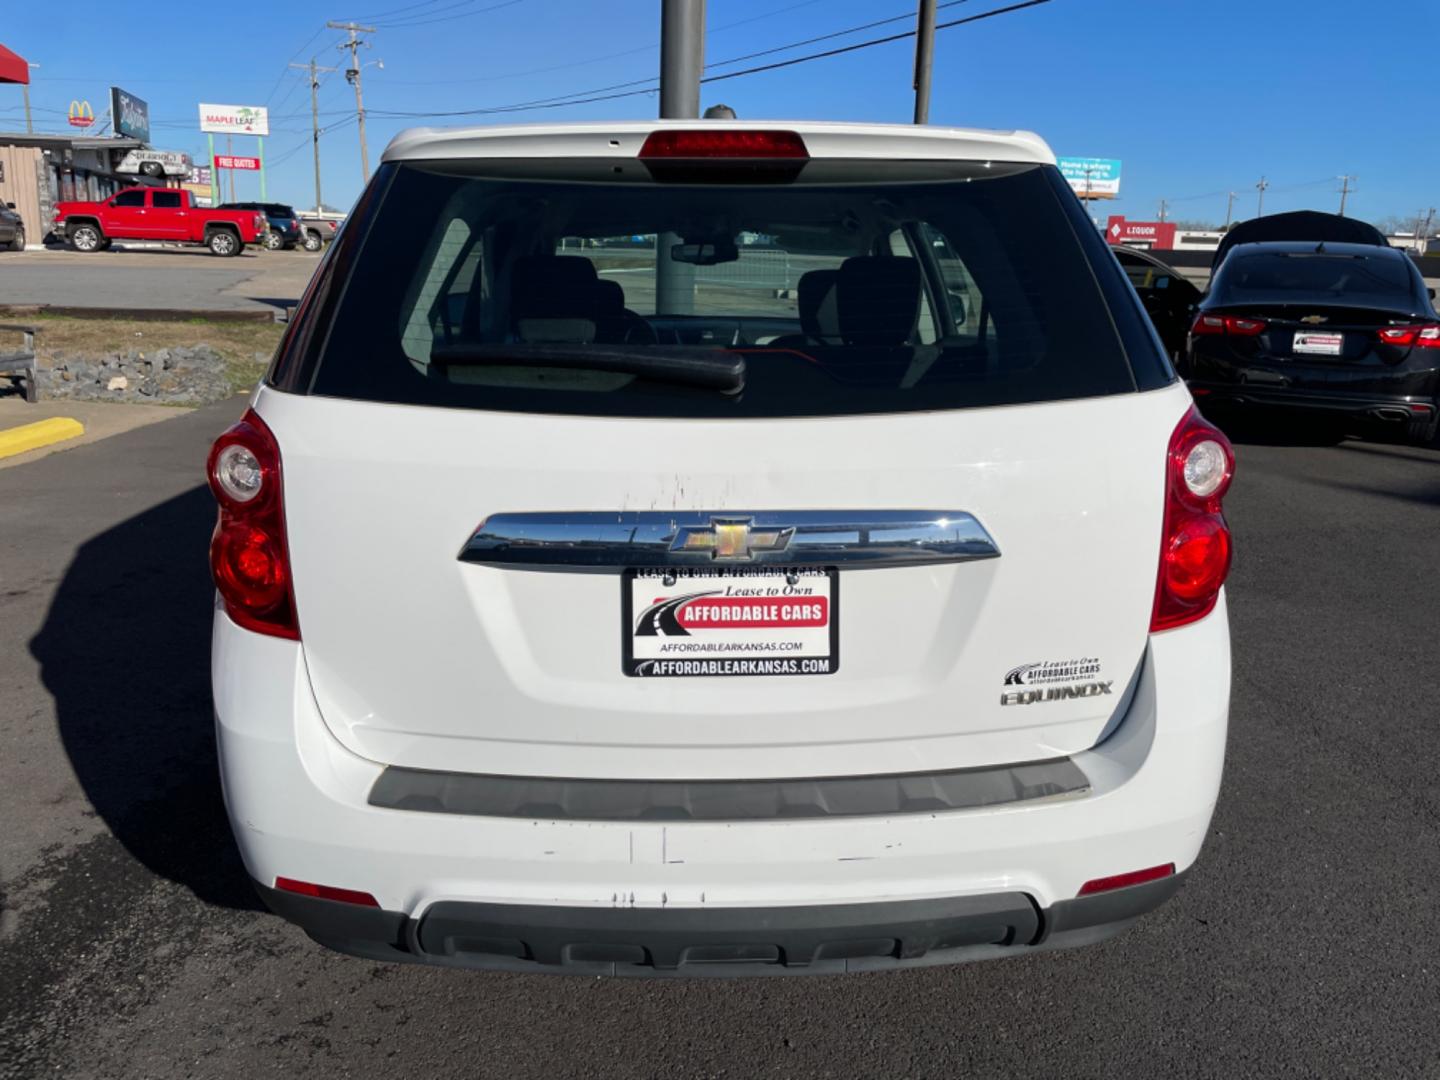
[594,278,627,316]
[796,269,840,342]
[511,255,600,343]
[836,257,921,347]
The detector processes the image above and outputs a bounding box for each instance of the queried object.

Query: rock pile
[36,345,253,406]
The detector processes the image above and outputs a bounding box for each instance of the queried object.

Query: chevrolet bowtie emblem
[1300,315,1329,324]
[672,517,793,560]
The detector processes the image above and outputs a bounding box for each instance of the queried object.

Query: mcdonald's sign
[67,100,95,128]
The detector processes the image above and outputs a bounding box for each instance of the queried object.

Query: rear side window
[152,191,182,209]
[303,159,1150,418]
[1214,251,1421,308]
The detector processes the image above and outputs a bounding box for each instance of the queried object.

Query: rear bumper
[253,870,1186,977]
[213,593,1230,974]
[1191,381,1437,417]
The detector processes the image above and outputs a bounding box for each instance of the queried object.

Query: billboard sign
[199,103,270,137]
[188,164,213,186]
[1105,216,1178,250]
[214,154,261,171]
[110,87,150,142]
[67,100,95,128]
[1059,156,1122,200]
[115,149,190,177]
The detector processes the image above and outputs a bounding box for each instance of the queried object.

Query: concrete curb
[0,304,286,324]
[0,417,85,459]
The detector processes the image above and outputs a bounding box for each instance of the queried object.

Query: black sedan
[219,201,303,251]
[1186,240,1439,444]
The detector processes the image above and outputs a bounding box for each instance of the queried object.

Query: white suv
[209,121,1234,976]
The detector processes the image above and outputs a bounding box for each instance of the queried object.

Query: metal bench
[0,323,39,403]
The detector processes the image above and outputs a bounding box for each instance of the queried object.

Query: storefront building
[0,134,190,247]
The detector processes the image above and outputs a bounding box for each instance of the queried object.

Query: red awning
[0,44,31,85]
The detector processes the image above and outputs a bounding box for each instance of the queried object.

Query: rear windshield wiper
[429,343,745,393]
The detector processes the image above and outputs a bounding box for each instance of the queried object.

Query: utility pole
[1414,208,1435,255]
[1224,191,1237,230]
[1255,175,1269,218]
[656,0,705,316]
[1337,174,1355,217]
[912,0,938,124]
[328,21,377,184]
[1157,199,1169,223]
[22,63,38,134]
[291,58,338,213]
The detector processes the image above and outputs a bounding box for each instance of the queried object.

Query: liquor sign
[67,100,95,128]
[198,103,270,137]
[1105,216,1178,250]
[214,155,261,171]
[110,86,150,142]
[1059,156,1122,200]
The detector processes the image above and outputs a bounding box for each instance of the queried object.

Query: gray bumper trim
[254,871,1187,977]
[366,757,1090,822]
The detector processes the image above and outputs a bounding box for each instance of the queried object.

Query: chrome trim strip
[459,510,1000,570]
[369,758,1087,822]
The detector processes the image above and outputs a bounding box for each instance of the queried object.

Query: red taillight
[1151,407,1235,633]
[1077,863,1175,897]
[1190,313,1266,337]
[1379,324,1440,349]
[275,876,379,907]
[207,409,299,639]
[638,129,809,159]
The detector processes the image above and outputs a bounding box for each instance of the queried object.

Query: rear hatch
[262,137,1183,780]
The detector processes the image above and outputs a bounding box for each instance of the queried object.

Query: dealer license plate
[622,567,839,678]
[1293,331,1343,356]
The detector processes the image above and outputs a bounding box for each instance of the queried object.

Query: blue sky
[3,0,1436,225]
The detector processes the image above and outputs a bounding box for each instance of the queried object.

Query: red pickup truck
[53,187,267,257]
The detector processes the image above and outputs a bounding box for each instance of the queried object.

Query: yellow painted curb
[0,417,86,459]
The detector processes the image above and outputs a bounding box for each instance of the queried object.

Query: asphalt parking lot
[0,397,1436,1079]
[0,247,318,315]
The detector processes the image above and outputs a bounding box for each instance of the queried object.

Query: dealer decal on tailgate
[622,567,839,677]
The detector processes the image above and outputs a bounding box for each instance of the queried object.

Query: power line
[368,0,1047,120]
[378,0,876,86]
[376,0,527,29]
[346,0,466,21]
[702,0,1049,87]
[707,0,970,72]
[263,24,331,105]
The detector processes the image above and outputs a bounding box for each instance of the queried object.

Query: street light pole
[656,0,705,316]
[328,21,377,184]
[291,58,338,213]
[1255,175,1269,218]
[1224,191,1237,230]
[912,0,938,124]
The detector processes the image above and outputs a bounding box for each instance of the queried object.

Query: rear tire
[302,229,323,253]
[69,224,102,253]
[9,225,24,252]
[207,229,240,257]
[1408,408,1440,447]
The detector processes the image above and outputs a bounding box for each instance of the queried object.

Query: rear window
[1214,251,1420,308]
[301,159,1150,418]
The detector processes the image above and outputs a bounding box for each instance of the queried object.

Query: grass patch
[10,316,285,395]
